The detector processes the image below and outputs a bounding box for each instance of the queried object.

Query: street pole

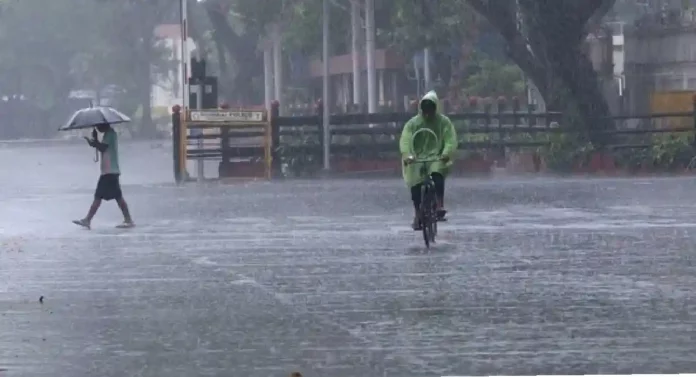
[322,0,331,170]
[351,0,362,107]
[365,0,376,115]
[180,0,188,110]
[195,49,204,182]
[180,0,192,180]
[272,23,283,114]
[423,47,431,91]
[264,42,273,111]
[181,0,204,182]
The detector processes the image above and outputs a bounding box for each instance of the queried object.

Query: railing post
[483,97,492,134]
[526,102,536,128]
[467,96,479,141]
[512,96,520,131]
[316,99,325,165]
[692,94,696,148]
[194,125,204,182]
[219,102,230,170]
[270,100,281,178]
[496,96,506,159]
[171,104,183,184]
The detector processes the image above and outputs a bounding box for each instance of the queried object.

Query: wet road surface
[1,142,696,376]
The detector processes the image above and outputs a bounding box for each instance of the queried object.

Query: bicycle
[406,128,443,248]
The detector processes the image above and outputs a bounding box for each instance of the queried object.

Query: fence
[270,96,696,177]
[171,96,696,182]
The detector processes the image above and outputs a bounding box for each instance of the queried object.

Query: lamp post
[322,0,331,170]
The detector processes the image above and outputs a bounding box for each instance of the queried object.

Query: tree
[377,0,481,103]
[0,0,107,137]
[92,0,179,137]
[201,0,265,104]
[0,0,177,138]
[464,53,526,98]
[466,0,617,144]
[382,0,478,55]
[201,0,351,103]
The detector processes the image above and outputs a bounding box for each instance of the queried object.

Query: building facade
[624,7,696,114]
[152,24,197,113]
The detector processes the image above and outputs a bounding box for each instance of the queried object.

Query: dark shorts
[410,172,444,206]
[95,173,122,201]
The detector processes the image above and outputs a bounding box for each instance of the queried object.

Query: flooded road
[1,142,695,376]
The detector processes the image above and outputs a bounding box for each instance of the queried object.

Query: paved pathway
[1,142,695,376]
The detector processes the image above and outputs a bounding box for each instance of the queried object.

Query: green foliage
[456,120,489,159]
[541,133,595,172]
[467,0,616,143]
[612,133,696,172]
[0,0,99,98]
[463,53,526,97]
[0,0,178,137]
[275,128,321,177]
[612,146,649,171]
[651,133,696,170]
[382,0,478,56]
[284,0,351,55]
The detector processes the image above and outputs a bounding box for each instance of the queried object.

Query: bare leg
[116,197,133,223]
[74,199,101,229]
[85,199,102,223]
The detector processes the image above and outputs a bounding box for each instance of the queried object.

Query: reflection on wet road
[1,142,695,376]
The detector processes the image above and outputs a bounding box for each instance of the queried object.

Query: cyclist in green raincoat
[399,90,458,230]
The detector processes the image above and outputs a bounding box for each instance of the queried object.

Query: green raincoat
[399,91,458,188]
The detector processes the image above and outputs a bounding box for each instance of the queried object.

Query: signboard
[189,110,264,123]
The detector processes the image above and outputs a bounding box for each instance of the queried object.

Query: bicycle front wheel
[427,189,437,244]
[420,184,436,248]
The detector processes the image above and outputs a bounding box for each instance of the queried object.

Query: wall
[624,8,696,113]
[650,90,694,128]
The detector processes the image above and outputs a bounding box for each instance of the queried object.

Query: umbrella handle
[92,127,99,162]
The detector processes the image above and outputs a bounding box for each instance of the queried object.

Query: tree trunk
[213,33,230,100]
[205,5,262,105]
[466,0,616,144]
[554,48,613,144]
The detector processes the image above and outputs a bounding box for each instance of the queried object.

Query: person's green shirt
[100,129,120,175]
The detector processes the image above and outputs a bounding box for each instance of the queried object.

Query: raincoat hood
[418,90,441,116]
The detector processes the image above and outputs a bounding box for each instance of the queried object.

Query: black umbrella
[59,105,131,131]
[60,104,131,162]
